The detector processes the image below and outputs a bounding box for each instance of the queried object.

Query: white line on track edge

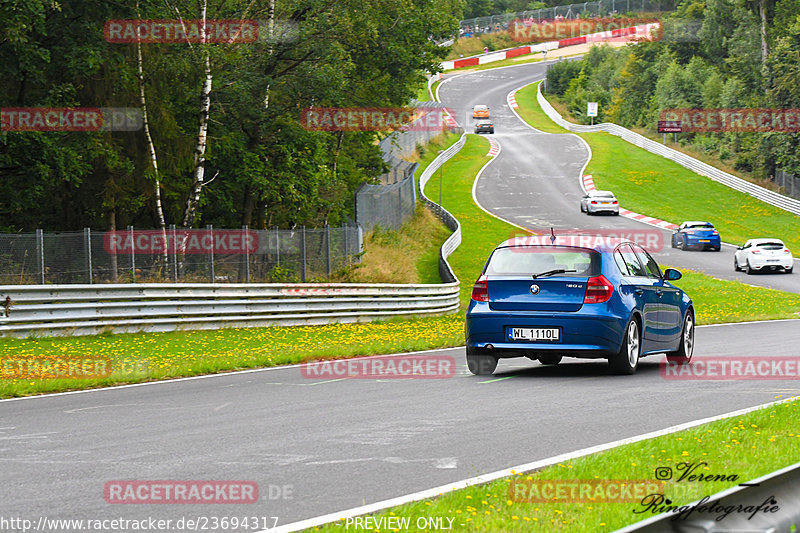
[262,395,800,533]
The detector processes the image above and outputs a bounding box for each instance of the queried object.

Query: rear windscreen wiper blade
[531,269,576,279]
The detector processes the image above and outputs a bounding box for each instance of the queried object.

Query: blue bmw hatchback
[465,236,695,375]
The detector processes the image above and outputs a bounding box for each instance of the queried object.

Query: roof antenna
[550,227,556,244]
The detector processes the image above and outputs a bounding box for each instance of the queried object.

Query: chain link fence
[776,170,800,200]
[356,101,453,230]
[459,0,677,37]
[0,225,362,285]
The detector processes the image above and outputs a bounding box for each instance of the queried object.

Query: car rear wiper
[531,269,576,279]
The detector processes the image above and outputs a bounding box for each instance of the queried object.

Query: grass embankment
[447,32,519,60]
[341,207,450,284]
[515,82,800,253]
[310,398,800,532]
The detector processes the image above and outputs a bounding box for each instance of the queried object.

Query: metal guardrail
[537,83,800,216]
[0,282,460,338]
[417,130,468,284]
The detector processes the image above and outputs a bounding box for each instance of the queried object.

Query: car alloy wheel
[734,257,740,271]
[609,319,640,375]
[679,239,686,251]
[667,312,694,365]
[746,260,754,275]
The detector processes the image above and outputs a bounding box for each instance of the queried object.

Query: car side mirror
[663,268,682,281]
[736,246,743,250]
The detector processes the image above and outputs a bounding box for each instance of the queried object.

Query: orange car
[472,105,490,119]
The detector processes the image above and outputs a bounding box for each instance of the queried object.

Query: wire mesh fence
[459,0,677,37]
[776,170,800,200]
[0,225,362,285]
[355,101,453,230]
[356,175,418,232]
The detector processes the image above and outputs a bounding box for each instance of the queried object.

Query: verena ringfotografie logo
[1,108,143,132]
[509,17,660,42]
[507,229,665,253]
[508,478,664,503]
[661,108,800,132]
[1,356,112,380]
[662,357,800,380]
[103,229,258,255]
[300,107,455,132]
[104,481,259,504]
[104,19,298,44]
[300,356,456,379]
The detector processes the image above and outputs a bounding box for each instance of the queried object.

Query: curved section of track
[437,62,800,294]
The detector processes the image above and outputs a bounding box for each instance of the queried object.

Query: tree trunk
[182,0,213,228]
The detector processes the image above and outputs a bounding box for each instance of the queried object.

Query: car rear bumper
[465,308,627,359]
[685,236,720,248]
[749,258,793,270]
[587,205,619,214]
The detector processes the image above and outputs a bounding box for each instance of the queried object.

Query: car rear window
[687,223,712,228]
[593,192,615,198]
[485,246,600,277]
[756,242,784,250]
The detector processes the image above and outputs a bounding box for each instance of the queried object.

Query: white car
[580,190,619,215]
[734,239,794,274]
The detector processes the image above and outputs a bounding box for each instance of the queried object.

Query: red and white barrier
[442,23,660,70]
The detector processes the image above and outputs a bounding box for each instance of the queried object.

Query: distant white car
[580,190,619,215]
[734,238,794,274]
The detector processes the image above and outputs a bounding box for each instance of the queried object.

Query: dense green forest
[545,0,800,181]
[0,0,461,232]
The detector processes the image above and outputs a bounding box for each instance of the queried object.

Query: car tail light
[612,200,618,204]
[584,275,613,304]
[590,200,598,205]
[471,275,488,302]
[712,230,718,235]
[784,248,791,253]
[752,249,761,254]
[685,230,695,234]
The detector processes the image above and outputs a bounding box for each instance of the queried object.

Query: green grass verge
[515,82,800,254]
[0,314,465,398]
[309,398,800,532]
